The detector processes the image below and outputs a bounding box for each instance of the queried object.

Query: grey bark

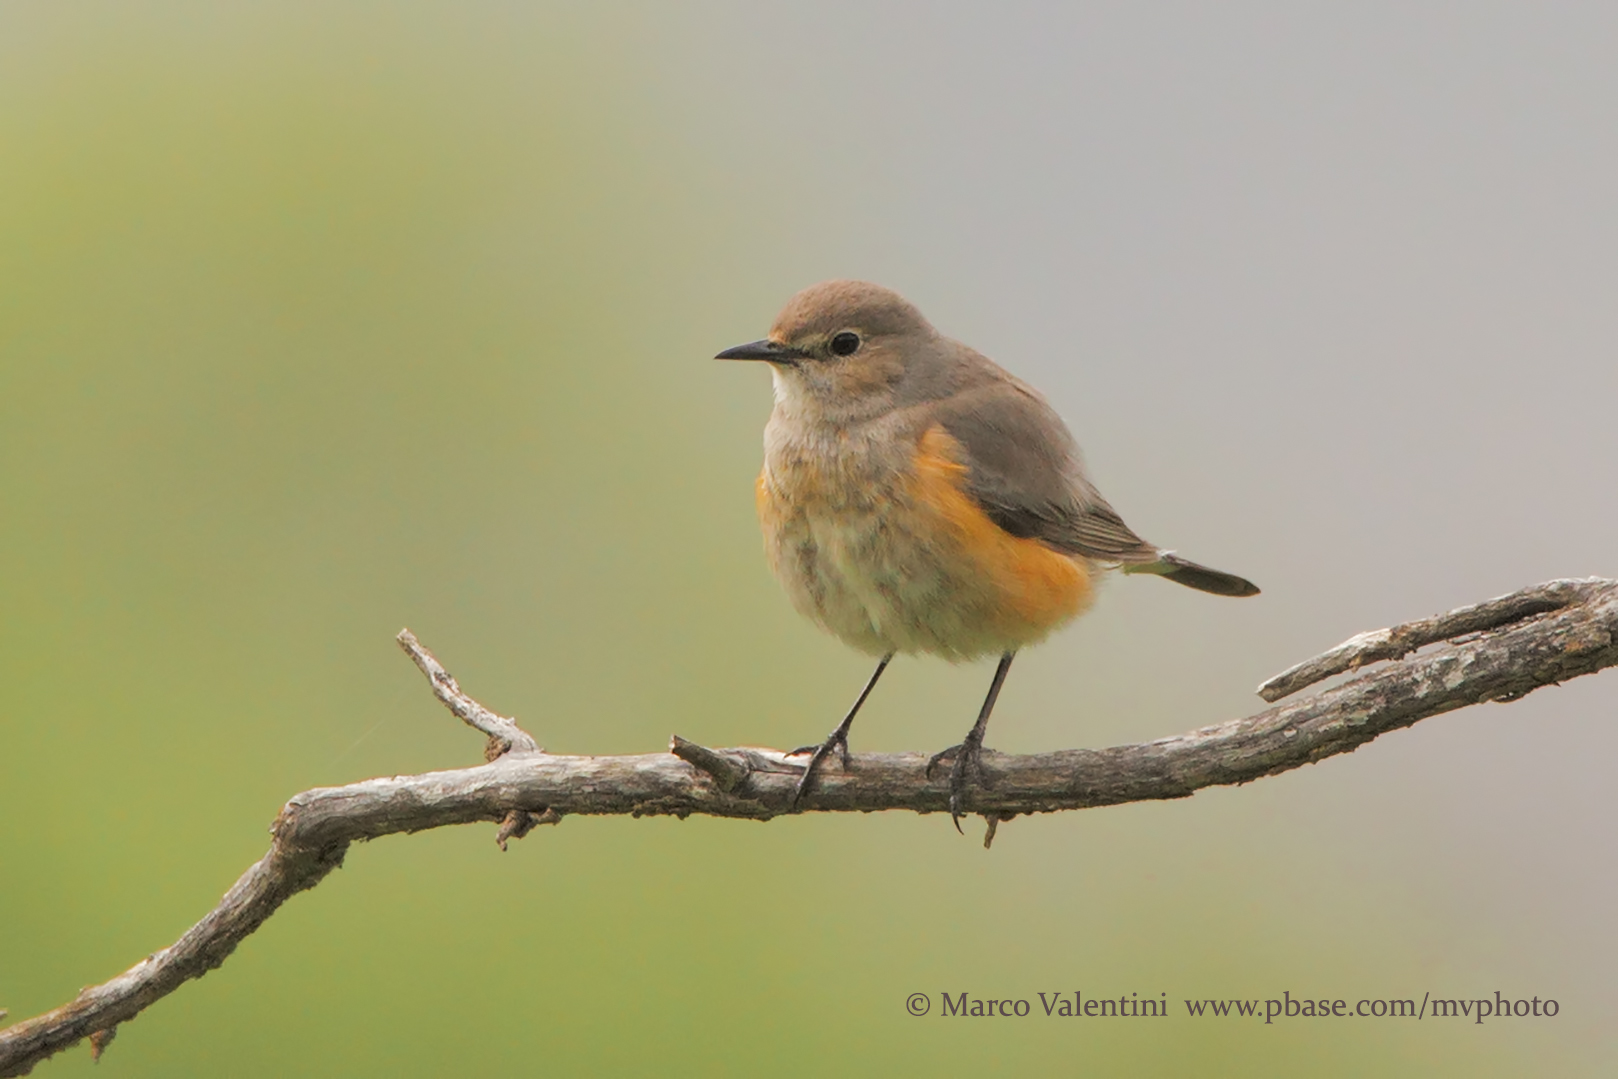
[2,577,1614,1075]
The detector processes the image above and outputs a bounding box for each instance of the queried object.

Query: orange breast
[752,423,1094,658]
[907,425,1093,640]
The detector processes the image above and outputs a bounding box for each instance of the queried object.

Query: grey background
[664,0,1618,1050]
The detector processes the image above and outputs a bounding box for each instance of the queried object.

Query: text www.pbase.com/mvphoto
[905,990,1559,1025]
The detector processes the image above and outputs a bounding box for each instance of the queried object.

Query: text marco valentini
[941,993,1167,1018]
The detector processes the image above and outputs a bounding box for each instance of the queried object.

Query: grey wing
[933,381,1262,597]
[932,383,1161,564]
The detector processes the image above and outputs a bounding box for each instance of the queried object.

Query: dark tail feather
[1124,552,1260,597]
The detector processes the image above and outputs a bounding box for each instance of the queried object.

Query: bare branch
[1257,578,1597,701]
[4,578,1615,1076]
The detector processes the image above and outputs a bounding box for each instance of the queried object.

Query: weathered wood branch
[1255,577,1600,702]
[3,577,1615,1075]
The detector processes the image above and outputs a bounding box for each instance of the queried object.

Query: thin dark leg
[787,653,894,810]
[926,651,1016,833]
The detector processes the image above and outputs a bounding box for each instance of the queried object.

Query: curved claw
[925,744,961,779]
[788,729,852,810]
[789,654,891,810]
[928,741,984,833]
[933,651,1014,836]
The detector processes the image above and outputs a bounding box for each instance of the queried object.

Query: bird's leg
[926,651,1016,833]
[787,653,893,810]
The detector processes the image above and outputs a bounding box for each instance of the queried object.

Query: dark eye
[829,331,861,357]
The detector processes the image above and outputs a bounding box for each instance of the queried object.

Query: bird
[716,280,1258,831]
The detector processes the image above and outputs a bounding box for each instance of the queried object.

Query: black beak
[714,338,803,365]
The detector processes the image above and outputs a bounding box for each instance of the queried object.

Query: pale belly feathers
[756,420,1093,660]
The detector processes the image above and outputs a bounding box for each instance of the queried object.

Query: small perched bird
[717,281,1258,830]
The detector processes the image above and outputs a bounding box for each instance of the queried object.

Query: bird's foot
[926,736,988,834]
[786,728,853,810]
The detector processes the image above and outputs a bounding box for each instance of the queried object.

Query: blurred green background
[3,4,1613,1076]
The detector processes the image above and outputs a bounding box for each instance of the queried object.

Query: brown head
[716,280,954,425]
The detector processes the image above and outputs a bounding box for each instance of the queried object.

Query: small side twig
[495,808,560,850]
[87,1029,114,1063]
[394,631,551,845]
[395,629,540,756]
[982,813,1004,850]
[669,735,751,792]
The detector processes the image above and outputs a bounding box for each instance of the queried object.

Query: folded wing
[933,383,1259,598]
